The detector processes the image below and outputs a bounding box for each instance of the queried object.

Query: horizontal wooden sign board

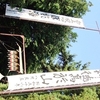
[5,4,85,28]
[6,70,100,90]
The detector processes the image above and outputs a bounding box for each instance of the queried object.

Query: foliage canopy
[0,0,92,74]
[0,0,98,100]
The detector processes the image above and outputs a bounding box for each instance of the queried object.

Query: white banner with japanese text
[7,70,100,90]
[5,4,85,28]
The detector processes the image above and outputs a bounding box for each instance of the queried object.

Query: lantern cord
[0,39,15,50]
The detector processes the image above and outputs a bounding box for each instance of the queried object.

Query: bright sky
[70,0,100,69]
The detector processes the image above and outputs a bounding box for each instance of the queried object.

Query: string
[0,39,15,50]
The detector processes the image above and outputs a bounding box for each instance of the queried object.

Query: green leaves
[0,88,99,100]
[0,83,8,91]
[0,0,90,73]
[0,0,97,100]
